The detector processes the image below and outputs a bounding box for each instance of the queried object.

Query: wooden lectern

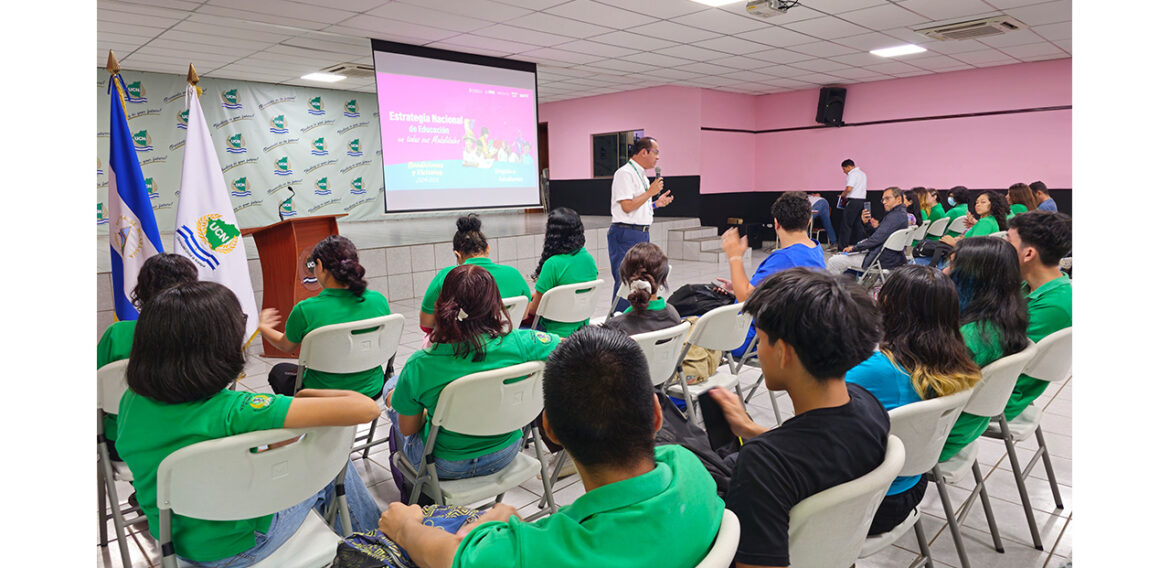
[242,214,345,358]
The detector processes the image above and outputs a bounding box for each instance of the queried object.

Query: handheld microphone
[654,166,661,179]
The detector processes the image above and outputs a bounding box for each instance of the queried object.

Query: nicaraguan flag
[108,75,165,321]
[174,85,260,344]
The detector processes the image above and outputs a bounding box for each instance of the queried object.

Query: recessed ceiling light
[870,44,927,58]
[690,0,741,6]
[301,72,347,83]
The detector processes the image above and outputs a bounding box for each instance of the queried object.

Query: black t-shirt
[725,382,890,567]
[600,303,683,337]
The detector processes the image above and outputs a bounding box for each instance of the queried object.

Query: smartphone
[863,201,872,212]
[698,391,742,452]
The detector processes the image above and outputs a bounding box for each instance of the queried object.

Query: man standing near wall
[607,136,673,307]
[838,159,868,247]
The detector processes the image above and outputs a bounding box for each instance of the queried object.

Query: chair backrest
[947,216,969,235]
[1021,327,1072,384]
[430,361,545,437]
[962,341,1038,417]
[788,435,906,568]
[534,279,604,327]
[695,509,741,568]
[989,230,1008,239]
[882,227,914,251]
[926,217,951,237]
[157,425,356,521]
[685,303,754,353]
[887,390,974,477]
[298,314,404,374]
[500,296,528,329]
[630,321,691,387]
[607,266,672,322]
[97,359,130,415]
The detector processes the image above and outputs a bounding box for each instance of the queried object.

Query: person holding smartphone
[826,187,909,275]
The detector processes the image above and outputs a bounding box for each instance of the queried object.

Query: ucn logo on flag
[311,137,328,156]
[344,99,360,118]
[308,96,325,116]
[221,89,242,110]
[274,156,292,176]
[231,177,252,197]
[226,133,247,154]
[347,139,362,157]
[133,130,154,152]
[350,177,365,196]
[269,115,288,134]
[314,177,332,196]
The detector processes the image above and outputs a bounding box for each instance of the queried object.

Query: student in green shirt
[527,207,598,337]
[918,187,947,239]
[380,326,725,568]
[1007,182,1038,221]
[1005,210,1072,420]
[116,281,382,565]
[259,235,391,399]
[940,191,1010,248]
[420,214,531,333]
[390,264,560,480]
[602,242,683,337]
[943,186,972,237]
[938,237,1031,461]
[98,253,198,459]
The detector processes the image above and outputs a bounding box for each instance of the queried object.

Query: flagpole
[187,63,203,98]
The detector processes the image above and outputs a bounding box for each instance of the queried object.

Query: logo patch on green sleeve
[534,331,552,344]
[248,394,273,410]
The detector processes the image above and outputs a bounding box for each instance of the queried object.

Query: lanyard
[627,160,649,191]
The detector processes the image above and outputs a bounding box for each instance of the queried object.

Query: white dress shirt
[845,167,867,199]
[611,160,654,225]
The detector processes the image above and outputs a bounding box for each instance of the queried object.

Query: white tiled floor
[98,252,1072,567]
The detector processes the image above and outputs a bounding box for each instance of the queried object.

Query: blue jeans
[178,460,380,567]
[811,199,838,245]
[607,223,650,312]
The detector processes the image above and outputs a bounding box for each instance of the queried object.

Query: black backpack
[667,283,735,319]
[653,392,734,496]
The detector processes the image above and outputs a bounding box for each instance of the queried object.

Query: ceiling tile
[864,60,923,74]
[593,0,706,19]
[206,0,358,24]
[792,72,847,85]
[950,49,1017,65]
[471,24,574,47]
[829,52,886,67]
[391,0,533,21]
[838,3,930,29]
[834,32,911,52]
[436,34,536,55]
[725,2,822,23]
[914,38,987,55]
[901,54,968,70]
[782,16,870,40]
[588,30,678,52]
[892,0,999,22]
[624,51,696,68]
[736,26,819,48]
[748,48,816,65]
[643,68,704,81]
[787,41,857,58]
[545,0,657,28]
[827,67,891,81]
[102,0,203,14]
[581,59,658,73]
[719,70,776,82]
[983,0,1054,8]
[364,2,494,33]
[971,59,1019,68]
[97,10,181,30]
[671,9,771,35]
[278,35,374,58]
[194,5,333,30]
[155,29,274,51]
[636,20,721,42]
[556,39,640,58]
[1005,0,1071,26]
[691,36,772,56]
[978,29,1045,48]
[507,12,613,38]
[1052,39,1071,53]
[97,21,169,38]
[654,44,725,62]
[998,42,1064,59]
[788,58,853,73]
[288,0,386,11]
[706,54,782,71]
[1030,21,1071,42]
[494,0,571,8]
[671,61,739,75]
[517,47,605,65]
[799,0,887,13]
[756,63,814,78]
[329,16,462,43]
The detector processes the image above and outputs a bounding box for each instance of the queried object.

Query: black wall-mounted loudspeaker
[815,87,847,126]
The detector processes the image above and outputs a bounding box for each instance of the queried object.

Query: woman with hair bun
[526,207,598,337]
[259,235,391,398]
[419,214,531,333]
[389,264,560,479]
[601,242,681,336]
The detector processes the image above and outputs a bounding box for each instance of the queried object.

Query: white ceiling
[97,0,1071,102]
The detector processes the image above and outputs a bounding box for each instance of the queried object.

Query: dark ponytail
[619,243,669,313]
[430,264,510,361]
[311,235,367,299]
[453,214,489,258]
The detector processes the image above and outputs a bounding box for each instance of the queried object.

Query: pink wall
[539,59,1071,192]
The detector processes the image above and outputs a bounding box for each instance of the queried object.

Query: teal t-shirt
[98,320,137,442]
[534,248,598,338]
[844,351,924,495]
[390,330,559,460]
[939,321,1006,462]
[1003,275,1072,420]
[116,390,293,562]
[285,287,391,398]
[964,216,1000,238]
[422,257,531,315]
[453,445,725,568]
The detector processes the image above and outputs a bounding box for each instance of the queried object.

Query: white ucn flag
[174,84,259,344]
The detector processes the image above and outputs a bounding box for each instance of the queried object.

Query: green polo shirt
[116,389,293,562]
[285,287,391,398]
[1003,275,1072,421]
[390,330,559,460]
[945,204,969,237]
[963,216,999,238]
[939,321,1006,462]
[534,248,598,338]
[422,257,532,315]
[1007,203,1027,221]
[924,204,946,241]
[98,320,137,442]
[623,297,668,313]
[452,445,725,568]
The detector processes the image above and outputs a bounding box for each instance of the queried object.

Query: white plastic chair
[97,359,143,568]
[156,425,358,568]
[981,327,1071,552]
[294,314,404,458]
[630,321,692,387]
[856,227,915,290]
[859,389,974,568]
[911,220,931,243]
[391,361,558,519]
[927,342,1038,568]
[695,509,741,568]
[946,215,970,235]
[787,435,906,568]
[501,295,528,328]
[925,217,951,238]
[989,230,1008,239]
[532,279,604,333]
[733,335,786,426]
[663,303,754,423]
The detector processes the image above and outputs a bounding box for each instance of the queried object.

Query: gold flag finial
[106,50,120,75]
[187,63,199,86]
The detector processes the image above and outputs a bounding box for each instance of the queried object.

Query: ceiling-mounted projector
[746,0,801,18]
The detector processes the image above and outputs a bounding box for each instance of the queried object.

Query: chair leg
[531,429,558,516]
[1034,426,1064,509]
[768,391,783,425]
[970,460,1004,553]
[913,518,934,568]
[539,451,569,510]
[361,416,379,459]
[97,458,109,547]
[932,466,971,568]
[1000,417,1044,550]
[333,466,353,537]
